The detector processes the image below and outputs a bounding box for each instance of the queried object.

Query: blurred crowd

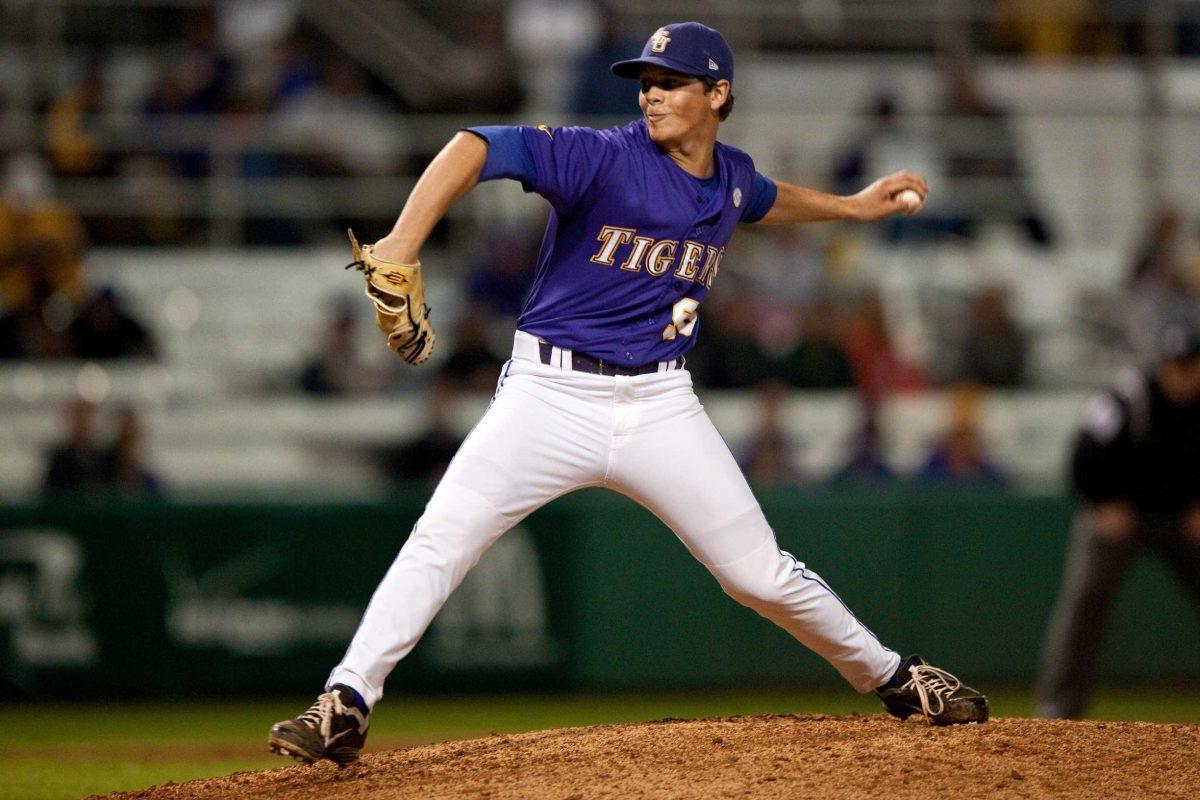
[4,1,1200,498]
[10,141,1200,497]
[27,182,1196,495]
[0,154,157,360]
[1,2,1198,247]
[832,60,1054,250]
[27,8,420,246]
[41,399,163,501]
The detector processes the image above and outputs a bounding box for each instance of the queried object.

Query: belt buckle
[596,358,606,376]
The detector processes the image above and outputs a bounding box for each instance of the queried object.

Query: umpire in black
[1035,322,1200,718]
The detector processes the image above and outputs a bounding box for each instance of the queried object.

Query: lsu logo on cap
[650,28,671,52]
[708,58,719,71]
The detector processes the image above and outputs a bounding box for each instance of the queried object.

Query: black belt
[538,341,684,376]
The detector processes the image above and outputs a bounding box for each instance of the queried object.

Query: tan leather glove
[345,229,436,365]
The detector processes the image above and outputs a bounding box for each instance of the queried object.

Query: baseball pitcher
[269,22,988,767]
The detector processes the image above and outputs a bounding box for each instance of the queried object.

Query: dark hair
[702,77,735,121]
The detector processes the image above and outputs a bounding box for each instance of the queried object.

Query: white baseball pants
[329,331,900,706]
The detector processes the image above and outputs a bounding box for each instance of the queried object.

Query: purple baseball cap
[611,22,733,84]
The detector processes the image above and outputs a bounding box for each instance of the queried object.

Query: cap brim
[611,55,707,79]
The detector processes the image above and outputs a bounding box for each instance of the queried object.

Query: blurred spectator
[915,387,1008,487]
[41,399,108,497]
[837,65,1053,248]
[224,44,307,246]
[507,0,601,111]
[68,286,158,360]
[831,400,895,485]
[940,59,1054,248]
[128,9,249,242]
[956,286,1027,387]
[737,225,830,307]
[465,227,538,318]
[833,93,902,197]
[692,234,851,389]
[101,405,165,500]
[45,55,114,179]
[832,92,955,244]
[834,92,942,203]
[1125,204,1200,364]
[457,5,526,114]
[378,377,465,484]
[841,290,930,400]
[0,271,73,359]
[770,298,855,389]
[992,0,1119,58]
[437,304,506,394]
[569,2,641,117]
[1129,204,1188,287]
[738,381,806,488]
[216,0,299,56]
[0,154,87,309]
[1035,322,1200,719]
[271,31,321,106]
[686,287,770,389]
[280,61,400,178]
[110,154,200,245]
[917,423,1008,487]
[299,298,379,396]
[1182,4,1200,56]
[166,8,235,115]
[142,9,235,177]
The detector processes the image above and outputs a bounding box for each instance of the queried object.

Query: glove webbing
[389,302,434,365]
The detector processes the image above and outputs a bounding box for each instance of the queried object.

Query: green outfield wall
[2,489,1198,698]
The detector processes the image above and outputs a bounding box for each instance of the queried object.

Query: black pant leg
[1034,510,1140,719]
[1147,517,1200,612]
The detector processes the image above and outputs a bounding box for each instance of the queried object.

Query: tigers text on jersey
[468,120,774,367]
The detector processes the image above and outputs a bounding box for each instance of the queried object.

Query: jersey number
[662,298,700,341]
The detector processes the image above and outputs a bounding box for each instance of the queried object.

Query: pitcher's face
[638,66,725,147]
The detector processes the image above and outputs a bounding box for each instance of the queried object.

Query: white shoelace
[297,691,348,742]
[902,665,963,719]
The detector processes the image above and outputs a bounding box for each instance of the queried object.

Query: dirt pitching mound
[97,714,1200,800]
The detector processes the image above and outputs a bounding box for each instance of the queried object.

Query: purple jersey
[470,120,774,367]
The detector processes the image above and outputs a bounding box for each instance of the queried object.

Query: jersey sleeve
[519,125,614,214]
[463,126,538,187]
[740,171,778,223]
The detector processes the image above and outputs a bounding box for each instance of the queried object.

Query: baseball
[896,189,924,214]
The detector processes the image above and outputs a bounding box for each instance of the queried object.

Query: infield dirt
[94,714,1200,799]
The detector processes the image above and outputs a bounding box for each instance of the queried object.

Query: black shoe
[875,655,989,726]
[268,685,370,766]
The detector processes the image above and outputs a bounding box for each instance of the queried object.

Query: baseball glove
[345,229,436,365]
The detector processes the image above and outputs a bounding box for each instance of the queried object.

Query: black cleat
[875,655,989,726]
[268,685,370,766]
